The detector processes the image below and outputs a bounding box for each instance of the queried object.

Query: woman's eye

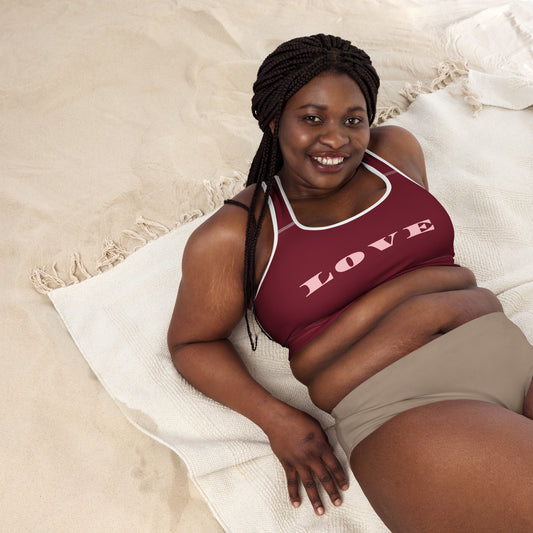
[304,115,321,123]
[345,117,362,125]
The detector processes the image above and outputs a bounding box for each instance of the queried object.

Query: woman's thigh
[350,400,533,533]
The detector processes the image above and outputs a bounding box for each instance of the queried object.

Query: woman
[168,34,533,531]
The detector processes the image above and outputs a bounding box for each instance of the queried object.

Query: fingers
[300,468,326,515]
[314,462,343,510]
[321,450,350,493]
[283,463,302,509]
[284,462,326,515]
[284,456,350,516]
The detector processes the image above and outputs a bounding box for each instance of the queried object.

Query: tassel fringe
[376,59,482,123]
[401,59,483,115]
[31,174,245,294]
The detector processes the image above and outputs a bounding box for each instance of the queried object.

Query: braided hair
[242,34,380,349]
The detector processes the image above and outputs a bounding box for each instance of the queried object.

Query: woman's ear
[269,119,276,135]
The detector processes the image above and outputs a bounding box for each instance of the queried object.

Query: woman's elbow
[167,326,187,372]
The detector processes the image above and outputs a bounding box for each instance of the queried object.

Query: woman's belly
[289,266,503,412]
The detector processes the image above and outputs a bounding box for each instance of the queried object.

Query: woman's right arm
[167,206,349,515]
[167,208,286,428]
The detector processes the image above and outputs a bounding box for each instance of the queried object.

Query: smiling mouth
[311,155,346,166]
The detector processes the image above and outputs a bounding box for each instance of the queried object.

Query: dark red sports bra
[253,149,457,357]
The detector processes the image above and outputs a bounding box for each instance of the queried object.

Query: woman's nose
[319,124,349,149]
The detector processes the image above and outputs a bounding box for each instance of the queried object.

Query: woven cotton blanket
[46,71,533,532]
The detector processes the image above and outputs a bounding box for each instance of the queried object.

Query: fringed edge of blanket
[375,59,482,123]
[31,58,482,294]
[30,171,246,294]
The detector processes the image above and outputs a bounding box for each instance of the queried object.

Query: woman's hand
[265,406,349,515]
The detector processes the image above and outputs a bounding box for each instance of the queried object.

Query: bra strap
[223,199,250,211]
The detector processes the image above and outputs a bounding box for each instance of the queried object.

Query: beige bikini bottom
[332,312,533,460]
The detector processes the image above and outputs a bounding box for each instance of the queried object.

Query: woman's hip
[331,312,533,460]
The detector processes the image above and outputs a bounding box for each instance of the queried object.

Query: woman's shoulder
[368,125,422,159]
[185,184,261,257]
[368,125,428,189]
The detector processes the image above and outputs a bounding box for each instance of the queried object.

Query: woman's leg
[350,400,533,532]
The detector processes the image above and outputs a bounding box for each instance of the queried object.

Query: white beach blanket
[45,70,533,532]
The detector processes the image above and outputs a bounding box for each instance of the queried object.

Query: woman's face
[275,71,370,198]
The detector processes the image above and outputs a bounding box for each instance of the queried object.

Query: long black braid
[242,34,380,349]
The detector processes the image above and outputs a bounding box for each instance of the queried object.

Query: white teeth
[313,156,344,166]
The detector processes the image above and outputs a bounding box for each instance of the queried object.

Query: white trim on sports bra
[273,150,394,231]
[365,148,425,188]
[255,182,280,298]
